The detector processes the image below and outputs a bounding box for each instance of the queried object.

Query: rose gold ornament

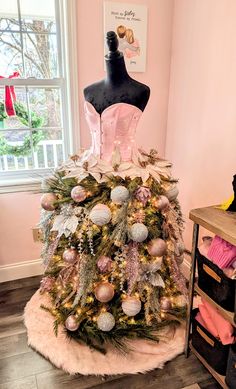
[40,193,58,211]
[97,256,112,273]
[95,282,114,303]
[156,195,170,211]
[147,238,167,257]
[65,315,79,331]
[71,185,87,203]
[160,296,172,311]
[121,296,141,316]
[63,248,78,263]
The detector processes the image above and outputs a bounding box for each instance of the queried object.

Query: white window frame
[0,0,80,193]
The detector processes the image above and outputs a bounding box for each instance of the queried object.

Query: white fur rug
[24,290,185,375]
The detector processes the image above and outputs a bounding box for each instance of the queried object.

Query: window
[0,0,79,191]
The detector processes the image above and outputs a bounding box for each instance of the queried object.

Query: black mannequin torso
[84,31,150,115]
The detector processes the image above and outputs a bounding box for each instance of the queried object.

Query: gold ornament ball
[40,193,58,211]
[122,296,142,316]
[95,282,114,303]
[173,295,186,308]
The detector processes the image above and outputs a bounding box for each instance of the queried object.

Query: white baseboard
[181,256,191,280]
[0,259,44,283]
[0,255,192,284]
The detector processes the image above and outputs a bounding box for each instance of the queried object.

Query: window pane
[0,32,23,76]
[28,87,62,128]
[0,0,19,31]
[20,0,56,33]
[0,87,30,129]
[0,129,34,171]
[23,33,58,78]
[32,129,63,169]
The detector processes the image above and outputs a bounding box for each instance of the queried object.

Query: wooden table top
[189,206,236,246]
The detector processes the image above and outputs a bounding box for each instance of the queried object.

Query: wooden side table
[184,206,236,389]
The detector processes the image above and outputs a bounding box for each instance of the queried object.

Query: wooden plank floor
[0,277,222,389]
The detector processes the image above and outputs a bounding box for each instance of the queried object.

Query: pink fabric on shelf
[195,311,208,329]
[198,236,213,259]
[198,302,219,338]
[200,298,235,345]
[207,235,236,269]
[84,101,142,162]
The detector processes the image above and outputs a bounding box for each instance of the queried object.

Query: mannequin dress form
[84,31,150,114]
[24,31,186,375]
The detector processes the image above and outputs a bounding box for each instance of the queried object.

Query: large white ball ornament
[147,238,167,257]
[97,312,115,332]
[165,185,179,201]
[89,204,111,226]
[110,185,129,204]
[122,296,141,316]
[130,223,148,242]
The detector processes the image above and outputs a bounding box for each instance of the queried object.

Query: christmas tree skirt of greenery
[24,289,185,375]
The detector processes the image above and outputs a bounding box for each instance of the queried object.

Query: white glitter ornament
[89,204,111,226]
[147,238,167,257]
[122,296,141,316]
[97,312,115,331]
[165,185,179,201]
[110,185,129,204]
[71,185,87,203]
[130,223,148,242]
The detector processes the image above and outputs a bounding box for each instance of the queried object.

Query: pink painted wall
[0,193,42,266]
[0,0,174,267]
[166,0,236,249]
[77,0,174,155]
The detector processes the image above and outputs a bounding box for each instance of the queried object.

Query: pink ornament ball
[63,248,78,263]
[65,315,79,331]
[147,238,167,257]
[95,282,114,303]
[40,193,58,211]
[160,297,172,311]
[156,195,170,211]
[97,256,112,273]
[71,185,87,203]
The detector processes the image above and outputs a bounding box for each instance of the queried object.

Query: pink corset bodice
[84,101,143,162]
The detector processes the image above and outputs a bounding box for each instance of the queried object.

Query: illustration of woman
[124,28,140,58]
[116,25,140,57]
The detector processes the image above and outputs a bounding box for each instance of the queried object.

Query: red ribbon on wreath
[0,72,20,116]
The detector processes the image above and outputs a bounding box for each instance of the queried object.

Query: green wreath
[0,101,44,157]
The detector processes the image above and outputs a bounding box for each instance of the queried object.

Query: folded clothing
[196,298,235,345]
[207,235,236,269]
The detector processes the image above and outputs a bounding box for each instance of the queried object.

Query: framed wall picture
[104,2,148,72]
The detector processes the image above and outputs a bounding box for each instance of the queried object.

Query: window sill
[0,177,42,194]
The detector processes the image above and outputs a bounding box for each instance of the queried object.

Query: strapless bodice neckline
[84,100,143,117]
[84,100,143,162]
